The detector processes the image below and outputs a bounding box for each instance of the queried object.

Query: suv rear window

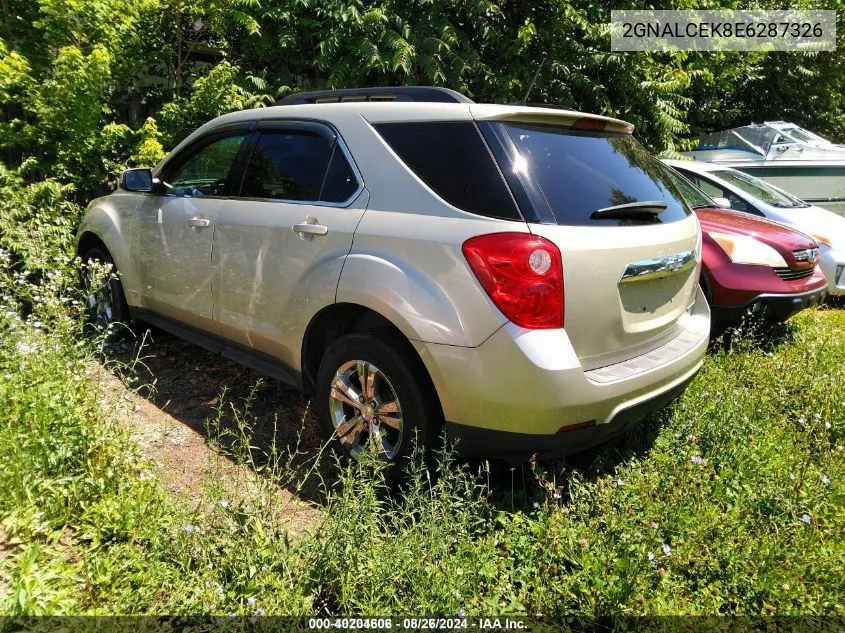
[496,123,692,225]
[374,122,521,220]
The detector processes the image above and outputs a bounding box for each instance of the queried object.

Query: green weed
[0,241,843,617]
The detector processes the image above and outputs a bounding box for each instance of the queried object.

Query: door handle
[187,217,211,228]
[293,222,329,236]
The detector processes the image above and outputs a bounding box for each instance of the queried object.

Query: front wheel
[315,332,441,470]
[81,246,130,337]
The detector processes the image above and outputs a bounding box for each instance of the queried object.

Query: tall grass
[0,241,843,617]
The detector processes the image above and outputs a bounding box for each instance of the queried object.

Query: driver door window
[131,130,250,326]
[165,134,246,197]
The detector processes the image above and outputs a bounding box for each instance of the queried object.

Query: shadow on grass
[478,404,672,512]
[99,309,812,514]
[105,324,338,508]
[100,321,688,514]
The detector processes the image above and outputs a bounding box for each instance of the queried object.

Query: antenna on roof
[516,56,547,106]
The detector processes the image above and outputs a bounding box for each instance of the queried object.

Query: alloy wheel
[86,270,115,327]
[328,360,404,460]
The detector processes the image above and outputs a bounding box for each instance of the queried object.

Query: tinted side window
[240,131,333,201]
[166,134,246,197]
[691,175,727,199]
[687,175,757,215]
[374,122,521,220]
[664,170,711,209]
[320,147,359,203]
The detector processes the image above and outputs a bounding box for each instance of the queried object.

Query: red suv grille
[775,267,815,281]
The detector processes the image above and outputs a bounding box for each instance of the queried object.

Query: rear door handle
[293,222,329,236]
[187,217,211,228]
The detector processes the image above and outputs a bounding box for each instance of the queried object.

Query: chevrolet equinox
[78,87,710,465]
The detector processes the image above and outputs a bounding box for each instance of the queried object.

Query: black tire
[315,331,442,475]
[81,246,131,338]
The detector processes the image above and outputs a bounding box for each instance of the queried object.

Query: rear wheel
[81,246,130,337]
[315,332,441,473]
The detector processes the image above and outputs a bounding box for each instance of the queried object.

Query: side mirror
[120,168,153,192]
[712,197,732,209]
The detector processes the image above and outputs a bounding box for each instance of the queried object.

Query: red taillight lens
[462,233,564,329]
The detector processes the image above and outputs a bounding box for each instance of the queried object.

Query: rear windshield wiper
[590,200,668,220]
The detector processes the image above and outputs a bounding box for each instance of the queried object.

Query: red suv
[669,171,828,326]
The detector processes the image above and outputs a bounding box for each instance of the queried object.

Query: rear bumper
[711,285,828,325]
[447,372,696,461]
[413,288,710,460]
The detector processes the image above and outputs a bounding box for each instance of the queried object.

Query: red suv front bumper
[703,263,828,325]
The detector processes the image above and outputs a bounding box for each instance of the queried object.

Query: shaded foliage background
[0,0,843,264]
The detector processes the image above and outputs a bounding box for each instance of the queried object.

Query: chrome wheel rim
[328,360,404,460]
[86,270,114,326]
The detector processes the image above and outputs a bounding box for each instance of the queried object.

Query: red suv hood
[695,208,819,270]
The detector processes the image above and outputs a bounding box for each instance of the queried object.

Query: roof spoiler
[275,86,474,105]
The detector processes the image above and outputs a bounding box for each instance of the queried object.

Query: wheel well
[302,303,403,393]
[77,232,108,259]
[302,303,446,435]
[301,304,432,396]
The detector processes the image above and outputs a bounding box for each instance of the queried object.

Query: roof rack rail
[275,86,474,106]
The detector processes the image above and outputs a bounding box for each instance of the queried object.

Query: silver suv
[78,87,710,464]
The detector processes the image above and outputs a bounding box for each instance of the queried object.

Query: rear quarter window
[374,121,522,221]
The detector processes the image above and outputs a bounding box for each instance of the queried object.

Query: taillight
[462,233,564,329]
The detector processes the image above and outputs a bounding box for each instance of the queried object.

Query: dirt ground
[102,326,331,535]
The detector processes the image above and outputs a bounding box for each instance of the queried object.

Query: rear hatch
[475,110,701,365]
